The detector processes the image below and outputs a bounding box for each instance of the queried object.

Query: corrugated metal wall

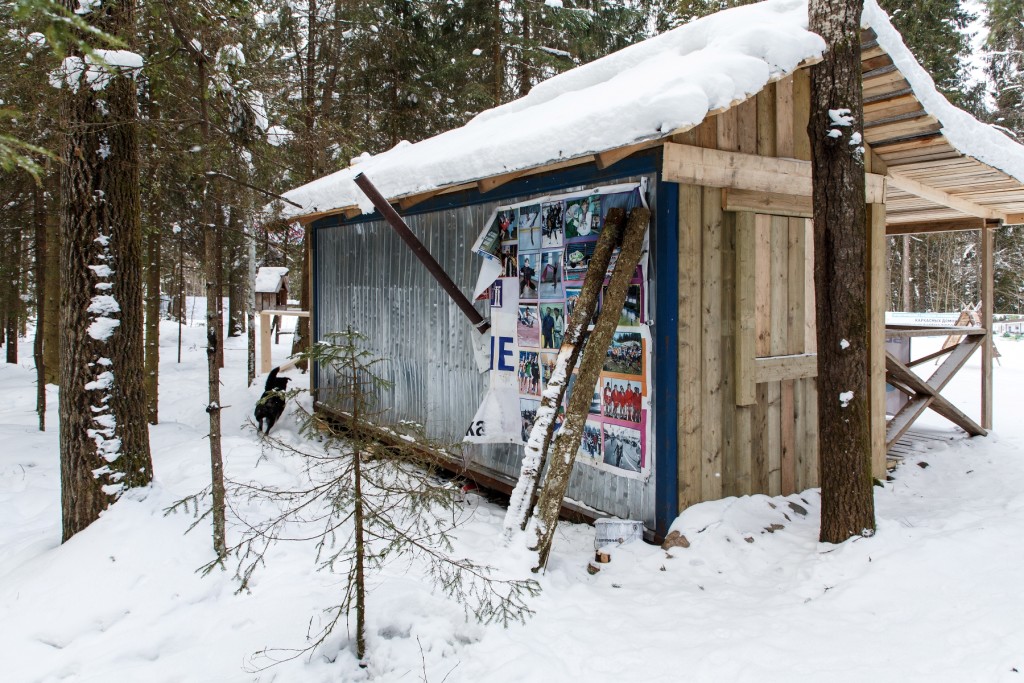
[314,175,657,527]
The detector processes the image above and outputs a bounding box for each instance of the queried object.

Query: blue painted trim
[310,152,660,231]
[653,167,679,538]
[310,219,319,392]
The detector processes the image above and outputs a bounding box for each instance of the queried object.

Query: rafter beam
[887,171,1005,220]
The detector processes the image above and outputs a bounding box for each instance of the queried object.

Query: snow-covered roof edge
[863,0,1024,183]
[275,0,1024,222]
[275,0,824,220]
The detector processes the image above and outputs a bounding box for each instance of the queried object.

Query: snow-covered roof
[277,0,1024,222]
[864,2,1024,183]
[255,266,289,294]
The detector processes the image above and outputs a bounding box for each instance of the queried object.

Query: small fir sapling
[174,329,539,667]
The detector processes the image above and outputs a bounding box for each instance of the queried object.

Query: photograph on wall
[518,252,539,301]
[500,244,518,278]
[620,283,643,326]
[564,239,597,284]
[565,195,601,239]
[497,208,517,243]
[520,398,540,443]
[565,287,580,320]
[518,203,541,251]
[599,187,638,223]
[602,422,643,473]
[473,211,503,259]
[579,420,602,460]
[540,201,564,248]
[517,305,539,348]
[540,351,557,386]
[539,303,564,350]
[601,377,643,424]
[518,350,541,396]
[538,249,563,300]
[603,330,644,377]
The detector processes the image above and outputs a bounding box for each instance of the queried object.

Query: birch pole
[530,207,650,570]
[502,208,626,538]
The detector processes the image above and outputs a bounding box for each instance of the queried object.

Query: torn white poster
[465,278,523,444]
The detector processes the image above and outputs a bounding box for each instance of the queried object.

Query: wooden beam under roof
[664,142,886,202]
[477,170,526,194]
[887,171,1006,220]
[886,217,998,235]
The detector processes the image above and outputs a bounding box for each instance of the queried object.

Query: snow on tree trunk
[808,0,876,543]
[503,208,627,539]
[57,0,153,541]
[529,207,650,570]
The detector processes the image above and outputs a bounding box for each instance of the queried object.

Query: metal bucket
[594,518,643,550]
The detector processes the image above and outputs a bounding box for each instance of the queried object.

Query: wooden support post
[701,187,723,502]
[868,202,888,478]
[981,225,994,430]
[678,185,703,509]
[260,311,272,374]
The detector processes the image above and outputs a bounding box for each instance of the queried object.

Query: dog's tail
[265,366,280,391]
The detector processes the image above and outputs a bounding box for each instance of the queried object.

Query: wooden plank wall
[676,71,819,510]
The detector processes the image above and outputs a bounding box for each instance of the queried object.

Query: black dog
[255,367,292,434]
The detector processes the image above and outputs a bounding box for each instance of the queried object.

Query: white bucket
[594,518,644,550]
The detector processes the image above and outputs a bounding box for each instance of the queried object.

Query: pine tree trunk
[59,0,153,541]
[491,0,503,104]
[5,221,21,364]
[808,0,876,544]
[290,231,311,371]
[227,207,245,338]
[215,205,226,369]
[247,225,256,386]
[177,228,184,363]
[901,235,911,310]
[351,354,367,662]
[33,182,46,431]
[531,207,650,570]
[43,174,60,385]
[519,9,532,98]
[145,220,160,424]
[194,53,227,560]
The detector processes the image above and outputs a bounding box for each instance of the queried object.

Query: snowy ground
[2,308,1023,682]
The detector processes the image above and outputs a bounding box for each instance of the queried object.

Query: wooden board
[678,184,703,509]
[701,186,724,502]
[734,212,757,405]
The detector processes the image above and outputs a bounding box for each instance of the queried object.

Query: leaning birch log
[503,209,627,538]
[529,206,651,571]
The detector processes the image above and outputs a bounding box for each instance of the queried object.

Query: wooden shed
[279,0,1024,538]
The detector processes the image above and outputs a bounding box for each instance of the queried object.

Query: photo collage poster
[475,182,651,478]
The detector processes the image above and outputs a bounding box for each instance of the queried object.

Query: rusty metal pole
[353,173,490,334]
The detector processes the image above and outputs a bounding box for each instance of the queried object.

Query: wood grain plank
[701,186,724,502]
[735,211,757,405]
[678,184,704,509]
[781,379,796,495]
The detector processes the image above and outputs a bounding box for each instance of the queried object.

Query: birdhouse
[255,266,289,312]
